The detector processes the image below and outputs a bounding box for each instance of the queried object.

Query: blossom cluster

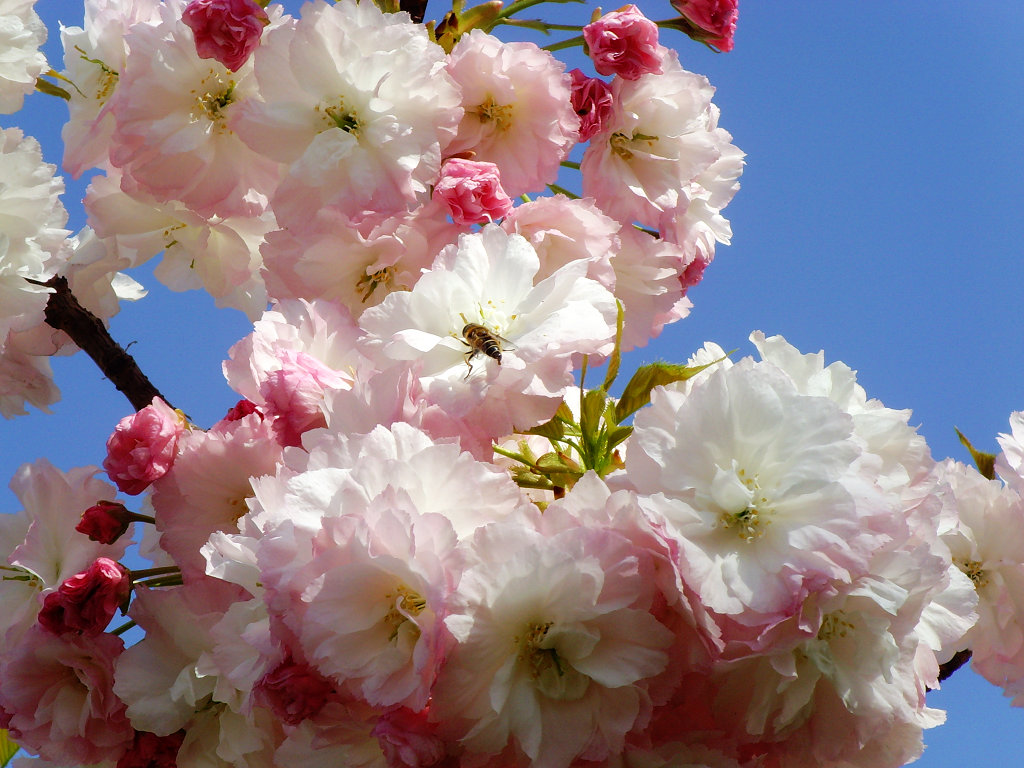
[1,2,1018,768]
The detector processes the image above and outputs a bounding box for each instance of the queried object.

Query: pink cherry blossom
[372,707,447,768]
[0,626,134,765]
[103,396,184,495]
[182,0,269,72]
[76,500,133,544]
[583,5,665,81]
[445,29,579,197]
[260,349,349,447]
[670,0,738,52]
[37,557,130,636]
[433,158,513,227]
[569,68,615,143]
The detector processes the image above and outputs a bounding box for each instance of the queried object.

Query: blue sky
[2,1,1023,765]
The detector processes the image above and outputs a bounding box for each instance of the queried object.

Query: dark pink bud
[116,730,186,768]
[433,158,513,227]
[77,500,133,545]
[182,0,269,72]
[583,4,664,80]
[223,398,261,422]
[255,656,334,725]
[669,0,738,52]
[569,69,614,143]
[103,397,184,495]
[38,557,131,636]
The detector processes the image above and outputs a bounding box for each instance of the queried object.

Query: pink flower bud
[255,656,334,725]
[569,69,615,143]
[670,0,738,52]
[37,558,131,636]
[433,158,513,227]
[116,730,186,768]
[583,4,664,80]
[103,397,185,495]
[182,0,269,72]
[223,398,262,422]
[76,501,133,545]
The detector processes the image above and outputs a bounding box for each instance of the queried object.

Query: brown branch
[37,275,170,412]
[937,648,972,684]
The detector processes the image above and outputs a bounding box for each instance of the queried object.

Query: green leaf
[956,428,997,480]
[601,301,625,392]
[536,451,579,474]
[523,401,574,440]
[606,424,633,453]
[1,730,19,767]
[615,359,720,423]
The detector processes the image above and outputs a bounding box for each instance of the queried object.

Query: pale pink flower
[0,334,60,418]
[626,359,876,628]
[223,299,365,428]
[581,53,741,230]
[670,0,738,52]
[231,0,462,225]
[182,0,269,72]
[501,194,618,287]
[996,410,1024,495]
[103,397,185,495]
[0,0,48,114]
[37,557,130,636]
[433,158,513,227]
[445,29,579,196]
[150,410,282,581]
[112,580,250,735]
[260,202,459,313]
[583,4,665,81]
[432,522,673,768]
[608,224,692,352]
[108,2,281,218]
[58,0,164,177]
[359,225,617,440]
[569,68,614,143]
[0,626,134,765]
[0,128,69,346]
[85,169,273,319]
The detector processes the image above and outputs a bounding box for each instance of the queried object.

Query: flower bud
[583,4,664,80]
[433,158,513,227]
[76,500,133,545]
[103,397,185,495]
[37,557,131,636]
[569,69,614,143]
[669,0,738,52]
[182,0,270,72]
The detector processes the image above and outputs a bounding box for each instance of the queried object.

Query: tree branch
[37,275,169,412]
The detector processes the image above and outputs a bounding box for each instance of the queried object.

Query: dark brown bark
[36,275,169,412]
[937,648,972,683]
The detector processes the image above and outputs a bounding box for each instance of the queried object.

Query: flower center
[609,130,659,160]
[357,266,397,303]
[317,97,361,136]
[191,71,237,130]
[75,47,118,102]
[383,584,426,642]
[517,621,588,700]
[473,95,513,132]
[817,611,856,641]
[955,557,989,589]
[714,465,773,541]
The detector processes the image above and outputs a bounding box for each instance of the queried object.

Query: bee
[460,319,514,377]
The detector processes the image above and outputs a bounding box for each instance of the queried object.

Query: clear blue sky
[2,2,1023,765]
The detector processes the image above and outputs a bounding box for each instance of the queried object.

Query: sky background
[2,1,1024,765]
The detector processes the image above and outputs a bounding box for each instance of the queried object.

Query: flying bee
[460,317,514,378]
